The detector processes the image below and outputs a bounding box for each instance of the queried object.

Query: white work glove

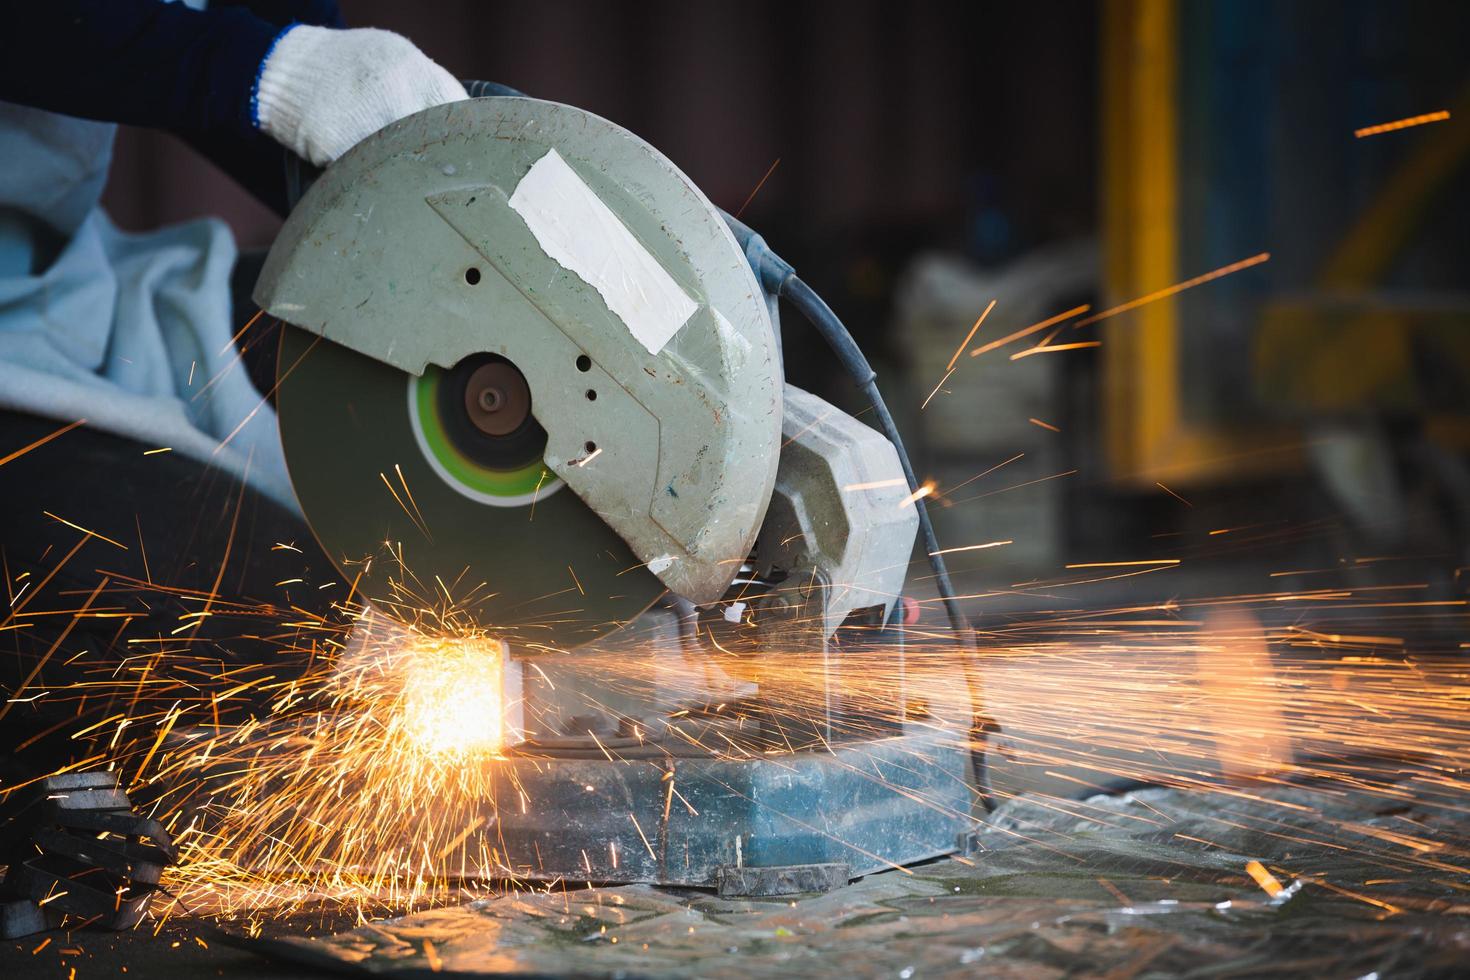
[256,25,468,167]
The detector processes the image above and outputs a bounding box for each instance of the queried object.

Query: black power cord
[725,216,995,813]
[722,217,972,645]
[779,276,971,640]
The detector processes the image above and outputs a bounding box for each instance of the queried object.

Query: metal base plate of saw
[257,97,784,645]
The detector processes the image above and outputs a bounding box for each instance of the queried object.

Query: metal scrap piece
[715,862,850,897]
[0,771,177,938]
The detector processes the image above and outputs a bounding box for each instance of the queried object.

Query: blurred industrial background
[102,0,1470,621]
[5,2,1469,974]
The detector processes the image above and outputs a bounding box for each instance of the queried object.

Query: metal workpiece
[257,96,783,617]
[756,385,920,637]
[484,612,965,887]
[490,729,972,886]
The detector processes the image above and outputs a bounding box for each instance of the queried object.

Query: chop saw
[255,87,985,891]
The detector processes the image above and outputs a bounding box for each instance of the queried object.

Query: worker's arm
[0,1,464,213]
[212,0,344,29]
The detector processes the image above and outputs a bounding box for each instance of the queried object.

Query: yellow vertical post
[1101,0,1179,478]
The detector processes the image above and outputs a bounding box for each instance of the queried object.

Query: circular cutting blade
[277,325,666,647]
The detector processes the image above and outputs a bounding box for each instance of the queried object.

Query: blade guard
[254,98,782,603]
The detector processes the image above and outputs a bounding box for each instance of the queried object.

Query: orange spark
[947,299,996,372]
[952,468,1077,505]
[897,481,935,509]
[970,304,1090,357]
[1244,860,1284,898]
[394,464,431,537]
[380,470,431,541]
[930,540,1013,557]
[1028,417,1060,432]
[734,157,782,219]
[43,510,128,550]
[217,308,265,357]
[1209,523,1270,536]
[1065,559,1180,569]
[844,477,907,492]
[1156,481,1193,507]
[1354,109,1449,138]
[1073,253,1270,328]
[920,367,955,410]
[1010,340,1101,360]
[629,812,657,861]
[0,418,86,468]
[1314,880,1403,915]
[942,452,1025,496]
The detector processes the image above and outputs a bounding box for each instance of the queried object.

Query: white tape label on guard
[509,148,698,355]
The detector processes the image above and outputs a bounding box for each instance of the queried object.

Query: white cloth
[256,25,468,167]
[0,101,296,511]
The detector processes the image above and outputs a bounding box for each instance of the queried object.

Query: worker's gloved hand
[255,25,467,167]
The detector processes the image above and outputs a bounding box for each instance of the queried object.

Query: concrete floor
[10,769,1468,978]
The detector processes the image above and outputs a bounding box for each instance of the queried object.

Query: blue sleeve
[215,1,344,30]
[0,0,345,215]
